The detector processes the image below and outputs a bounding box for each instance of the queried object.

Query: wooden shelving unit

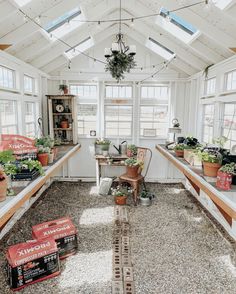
[47,95,78,145]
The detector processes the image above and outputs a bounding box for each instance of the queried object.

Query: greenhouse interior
[1,0,236,293]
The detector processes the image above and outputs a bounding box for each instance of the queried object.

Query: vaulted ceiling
[0,0,236,76]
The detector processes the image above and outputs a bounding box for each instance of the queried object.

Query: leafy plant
[212,136,228,148]
[125,158,142,167]
[38,146,50,154]
[105,52,136,81]
[197,150,222,164]
[127,144,137,155]
[95,139,111,145]
[35,136,54,148]
[219,163,236,174]
[111,185,133,197]
[183,136,199,148]
[59,84,68,91]
[0,150,15,164]
[140,189,152,199]
[3,163,18,175]
[174,143,186,151]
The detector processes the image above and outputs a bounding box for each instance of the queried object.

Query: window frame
[225,70,236,92]
[221,102,236,150]
[0,65,16,90]
[202,104,215,144]
[0,99,18,134]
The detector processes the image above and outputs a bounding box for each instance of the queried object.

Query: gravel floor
[130,183,236,294]
[0,182,114,294]
[1,182,236,294]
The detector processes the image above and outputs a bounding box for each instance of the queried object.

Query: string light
[130,18,134,27]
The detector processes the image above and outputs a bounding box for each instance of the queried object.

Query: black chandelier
[104,0,136,81]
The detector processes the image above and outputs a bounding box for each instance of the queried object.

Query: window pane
[202,104,214,143]
[77,104,97,136]
[226,71,236,91]
[24,75,34,93]
[222,103,236,149]
[141,86,169,101]
[105,85,132,99]
[0,100,18,134]
[69,84,97,98]
[0,65,15,89]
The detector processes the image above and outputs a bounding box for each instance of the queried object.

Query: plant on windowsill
[59,84,68,95]
[124,158,143,178]
[197,149,222,177]
[174,143,186,157]
[127,144,137,157]
[216,163,236,191]
[111,185,133,205]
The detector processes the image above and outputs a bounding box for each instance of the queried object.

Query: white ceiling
[0,0,236,76]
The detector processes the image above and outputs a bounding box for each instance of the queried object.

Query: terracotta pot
[216,171,232,191]
[61,120,69,129]
[175,150,184,157]
[126,166,139,178]
[203,161,221,177]
[115,195,127,205]
[0,174,7,202]
[63,88,68,95]
[37,153,49,166]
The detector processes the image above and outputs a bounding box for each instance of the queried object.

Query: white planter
[140,197,151,206]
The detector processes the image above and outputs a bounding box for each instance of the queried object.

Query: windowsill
[200,94,215,99]
[0,87,20,94]
[140,136,167,140]
[219,90,236,96]
[24,92,38,97]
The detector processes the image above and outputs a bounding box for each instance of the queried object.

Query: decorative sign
[0,135,38,155]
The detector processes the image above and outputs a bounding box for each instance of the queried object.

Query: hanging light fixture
[104,0,136,81]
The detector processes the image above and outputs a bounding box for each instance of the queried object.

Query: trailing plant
[0,150,15,164]
[219,163,236,174]
[125,158,142,167]
[111,185,133,197]
[105,52,136,81]
[127,144,137,155]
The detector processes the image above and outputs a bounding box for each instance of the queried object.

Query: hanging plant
[105,52,136,81]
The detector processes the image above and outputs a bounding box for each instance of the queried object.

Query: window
[0,100,18,134]
[140,86,169,137]
[205,78,216,95]
[44,7,82,39]
[202,104,214,143]
[222,103,236,150]
[146,37,175,60]
[25,102,38,138]
[24,75,34,93]
[70,84,98,136]
[0,65,15,89]
[105,105,133,137]
[159,8,198,43]
[70,85,97,97]
[225,70,236,91]
[105,86,132,99]
[64,37,94,60]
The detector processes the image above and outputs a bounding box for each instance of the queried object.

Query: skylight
[44,7,82,39]
[158,8,198,44]
[213,0,232,10]
[14,0,31,7]
[146,37,175,60]
[64,37,94,60]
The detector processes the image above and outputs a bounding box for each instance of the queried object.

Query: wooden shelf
[53,113,72,115]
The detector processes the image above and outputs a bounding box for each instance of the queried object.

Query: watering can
[113,141,127,155]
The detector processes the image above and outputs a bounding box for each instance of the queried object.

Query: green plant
[35,136,54,148]
[54,138,61,146]
[105,52,136,81]
[197,150,222,163]
[59,84,68,91]
[140,189,150,199]
[38,146,50,154]
[212,136,228,148]
[174,143,186,151]
[20,160,44,176]
[125,158,142,167]
[0,150,15,164]
[95,139,111,145]
[127,144,137,155]
[219,163,236,174]
[111,185,133,197]
[3,163,18,176]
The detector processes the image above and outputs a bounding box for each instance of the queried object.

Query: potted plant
[124,158,142,178]
[59,84,68,95]
[37,146,50,166]
[111,185,133,205]
[216,163,235,191]
[127,144,137,157]
[140,189,153,206]
[0,168,7,202]
[94,139,111,155]
[198,149,222,177]
[0,150,15,164]
[174,143,186,157]
[3,163,17,196]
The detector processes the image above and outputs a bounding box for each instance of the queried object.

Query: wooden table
[0,144,81,239]
[95,154,128,186]
[156,144,236,240]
